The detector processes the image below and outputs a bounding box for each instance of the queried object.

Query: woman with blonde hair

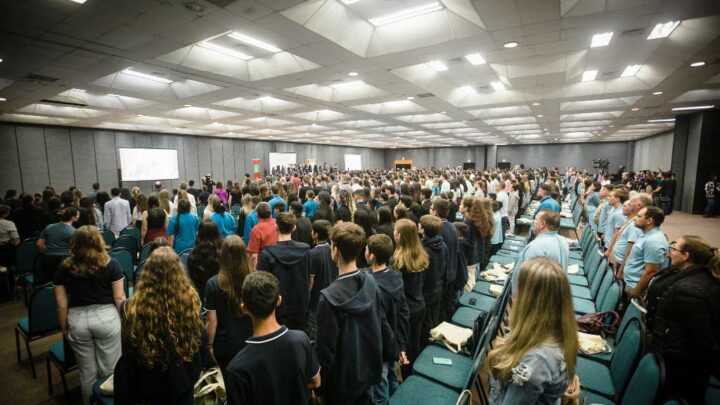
[158,189,172,216]
[393,218,429,370]
[114,247,203,404]
[53,226,125,404]
[205,235,254,379]
[131,193,148,227]
[488,257,577,404]
[204,194,220,220]
[645,235,720,403]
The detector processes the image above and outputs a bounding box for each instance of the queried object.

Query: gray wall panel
[0,125,22,192]
[222,139,235,184]
[497,142,630,171]
[632,131,673,172]
[16,126,49,193]
[210,139,224,181]
[45,128,75,189]
[94,131,118,190]
[70,129,98,191]
[166,135,185,190]
[183,136,200,185]
[197,138,212,181]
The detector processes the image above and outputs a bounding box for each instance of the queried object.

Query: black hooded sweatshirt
[370,267,411,360]
[257,240,311,322]
[316,270,391,403]
[439,220,459,289]
[422,235,448,306]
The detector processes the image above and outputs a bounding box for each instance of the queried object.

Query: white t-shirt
[496,191,509,218]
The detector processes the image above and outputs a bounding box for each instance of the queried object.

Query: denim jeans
[67,304,122,405]
[370,362,399,404]
[706,197,716,217]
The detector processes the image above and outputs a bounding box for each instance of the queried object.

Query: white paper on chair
[503,262,515,271]
[489,284,503,297]
[561,212,572,218]
[568,264,580,274]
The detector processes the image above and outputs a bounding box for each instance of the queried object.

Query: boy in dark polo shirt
[431,198,459,319]
[418,214,448,349]
[257,211,311,331]
[307,220,338,341]
[316,222,391,404]
[225,271,321,405]
[365,234,410,404]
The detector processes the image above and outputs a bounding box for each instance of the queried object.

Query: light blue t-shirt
[623,227,669,290]
[512,231,570,291]
[40,223,76,256]
[167,213,200,253]
[267,195,287,218]
[533,196,560,218]
[612,220,642,264]
[243,210,258,245]
[491,211,503,245]
[597,201,613,235]
[303,199,318,219]
[210,211,237,238]
[603,206,625,248]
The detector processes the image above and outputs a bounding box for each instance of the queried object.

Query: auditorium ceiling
[0,0,719,148]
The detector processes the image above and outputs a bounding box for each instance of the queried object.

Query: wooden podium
[394,160,412,170]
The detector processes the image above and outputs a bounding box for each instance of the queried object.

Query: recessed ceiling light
[490,81,506,91]
[348,71,358,76]
[460,85,477,95]
[330,80,365,88]
[184,104,192,107]
[122,69,173,84]
[137,114,144,117]
[582,70,598,82]
[69,0,87,3]
[647,118,675,123]
[504,41,519,48]
[543,128,549,131]
[0,97,6,102]
[532,102,540,106]
[107,93,119,97]
[341,0,361,4]
[198,42,252,60]
[647,21,680,39]
[406,96,415,100]
[671,105,714,111]
[425,60,448,71]
[228,32,282,53]
[0,58,3,63]
[441,111,446,114]
[621,64,642,77]
[464,53,486,65]
[653,91,663,95]
[369,2,443,26]
[690,61,705,67]
[591,32,613,47]
[632,107,640,111]
[536,114,543,118]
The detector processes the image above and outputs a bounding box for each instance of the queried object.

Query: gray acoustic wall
[632,131,674,172]
[384,146,486,169]
[0,123,384,194]
[495,142,632,172]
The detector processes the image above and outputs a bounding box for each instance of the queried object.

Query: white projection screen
[269,152,297,169]
[344,154,362,171]
[118,148,179,181]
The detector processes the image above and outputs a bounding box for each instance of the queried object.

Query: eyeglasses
[668,241,684,253]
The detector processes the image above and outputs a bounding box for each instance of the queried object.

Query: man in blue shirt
[613,194,653,273]
[267,185,287,218]
[596,184,615,240]
[533,184,560,218]
[623,206,669,299]
[511,209,569,291]
[602,189,629,250]
[243,207,259,246]
[302,190,318,219]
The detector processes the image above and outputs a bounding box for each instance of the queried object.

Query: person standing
[167,200,200,253]
[623,206,669,299]
[103,188,131,237]
[38,208,79,284]
[53,226,125,405]
[511,210,569,292]
[247,202,277,269]
[645,236,720,404]
[704,175,718,218]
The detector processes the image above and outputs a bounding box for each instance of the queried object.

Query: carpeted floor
[0,211,718,404]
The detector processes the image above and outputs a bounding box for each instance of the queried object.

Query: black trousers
[663,358,711,405]
[403,309,425,378]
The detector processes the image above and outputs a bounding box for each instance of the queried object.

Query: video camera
[592,159,610,171]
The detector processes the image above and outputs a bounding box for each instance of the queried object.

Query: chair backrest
[589,258,608,299]
[197,205,206,217]
[101,230,116,247]
[616,298,646,342]
[15,238,40,275]
[134,260,146,284]
[466,345,487,390]
[610,318,644,395]
[109,248,134,283]
[112,235,137,259]
[594,268,613,304]
[597,280,621,313]
[620,352,664,405]
[179,250,191,271]
[120,225,141,249]
[583,253,602,285]
[455,389,472,405]
[29,283,60,336]
[139,243,153,264]
[32,255,45,286]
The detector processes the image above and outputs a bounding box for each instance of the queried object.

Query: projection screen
[269,152,297,169]
[118,148,179,181]
[344,154,362,171]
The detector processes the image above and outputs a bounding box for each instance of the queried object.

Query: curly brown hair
[62,226,109,277]
[124,247,202,369]
[464,197,494,239]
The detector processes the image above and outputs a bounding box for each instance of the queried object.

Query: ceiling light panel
[582,70,598,82]
[591,32,613,47]
[460,85,477,95]
[426,60,448,71]
[198,42,252,60]
[671,105,714,111]
[647,21,680,39]
[121,68,173,84]
[490,81,507,91]
[330,80,366,88]
[228,32,282,53]
[621,64,642,77]
[369,2,444,26]
[465,53,486,65]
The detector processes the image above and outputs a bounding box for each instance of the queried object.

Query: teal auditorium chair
[572,269,620,316]
[579,298,646,365]
[120,225,142,251]
[576,319,644,401]
[584,352,665,405]
[112,235,137,262]
[47,337,77,399]
[139,242,153,264]
[101,230,115,247]
[390,377,471,405]
[706,375,720,405]
[109,248,134,296]
[15,284,60,378]
[13,238,40,302]
[197,204,206,217]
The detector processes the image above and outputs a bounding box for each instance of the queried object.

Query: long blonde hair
[392,219,428,273]
[488,257,577,382]
[218,235,254,314]
[158,189,171,213]
[125,247,202,369]
[62,226,109,277]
